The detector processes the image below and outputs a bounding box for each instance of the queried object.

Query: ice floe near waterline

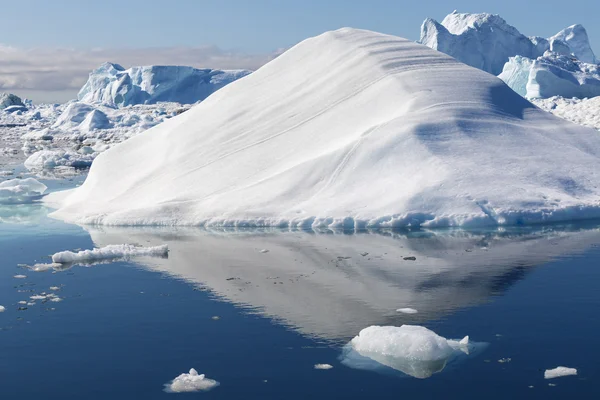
[48,28,600,229]
[342,325,479,379]
[164,368,219,393]
[51,244,169,264]
[544,366,578,379]
[0,178,47,205]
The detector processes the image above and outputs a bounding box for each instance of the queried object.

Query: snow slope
[78,62,251,107]
[48,28,600,228]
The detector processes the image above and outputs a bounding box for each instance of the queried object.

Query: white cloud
[0,44,279,103]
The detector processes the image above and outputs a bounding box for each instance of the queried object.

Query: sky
[1,0,599,103]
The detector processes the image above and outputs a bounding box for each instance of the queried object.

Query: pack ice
[420,11,599,98]
[78,62,251,107]
[48,28,600,229]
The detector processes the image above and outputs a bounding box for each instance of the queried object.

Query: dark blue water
[1,205,599,399]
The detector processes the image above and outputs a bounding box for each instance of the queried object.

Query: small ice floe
[30,295,46,300]
[50,297,62,303]
[13,275,27,279]
[51,244,169,264]
[396,308,418,314]
[0,178,47,204]
[544,366,577,379]
[314,364,333,370]
[498,358,512,363]
[164,368,220,393]
[0,305,5,312]
[341,325,484,379]
[260,249,269,253]
[49,286,60,291]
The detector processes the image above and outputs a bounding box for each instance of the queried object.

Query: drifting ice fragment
[314,364,333,370]
[51,244,169,264]
[164,368,220,393]
[396,308,418,314]
[0,178,47,204]
[544,366,577,379]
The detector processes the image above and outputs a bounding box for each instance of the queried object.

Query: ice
[420,11,545,75]
[47,28,600,229]
[0,93,24,110]
[51,244,169,264]
[532,96,600,131]
[549,24,598,64]
[0,305,5,312]
[343,325,473,378]
[396,308,418,314]
[314,364,333,370]
[24,149,96,171]
[78,62,251,107]
[421,11,599,99]
[0,178,47,204]
[501,53,600,99]
[163,368,219,393]
[544,366,577,379]
[14,275,27,279]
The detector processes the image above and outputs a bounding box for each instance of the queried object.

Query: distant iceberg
[48,28,600,229]
[420,11,599,99]
[78,62,251,107]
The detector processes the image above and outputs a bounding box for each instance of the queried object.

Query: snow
[544,366,578,379]
[48,28,600,229]
[421,11,599,99]
[51,244,168,264]
[24,149,96,171]
[532,96,600,131]
[396,308,418,314]
[345,325,471,378]
[314,364,333,370]
[78,62,251,107]
[0,178,47,204]
[164,368,219,393]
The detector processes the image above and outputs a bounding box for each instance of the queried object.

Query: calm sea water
[1,196,599,398]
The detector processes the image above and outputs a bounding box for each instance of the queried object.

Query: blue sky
[1,0,599,102]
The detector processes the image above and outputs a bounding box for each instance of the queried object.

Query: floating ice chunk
[343,325,480,379]
[0,305,5,312]
[30,295,46,300]
[24,149,96,171]
[544,366,577,379]
[51,244,169,264]
[49,286,60,291]
[314,364,333,370]
[396,308,418,314]
[0,178,47,204]
[164,368,220,393]
[14,275,27,279]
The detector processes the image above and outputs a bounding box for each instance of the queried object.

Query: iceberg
[544,366,578,379]
[500,53,600,99]
[421,12,599,99]
[342,325,474,378]
[163,368,219,393]
[78,62,251,107]
[532,96,600,131]
[0,93,24,110]
[0,178,47,204]
[48,28,600,228]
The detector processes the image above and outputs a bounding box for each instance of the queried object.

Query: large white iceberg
[48,28,600,228]
[78,62,251,107]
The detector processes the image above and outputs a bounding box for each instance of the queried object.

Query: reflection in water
[80,224,600,343]
[0,204,49,224]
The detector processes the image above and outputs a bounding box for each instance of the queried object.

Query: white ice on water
[48,28,600,229]
[0,178,47,204]
[51,244,169,264]
[396,308,418,314]
[544,366,578,379]
[314,364,334,370]
[0,305,5,312]
[164,368,220,393]
[344,325,471,379]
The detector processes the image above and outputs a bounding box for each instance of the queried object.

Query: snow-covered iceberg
[420,11,599,99]
[78,62,251,107]
[164,369,219,393]
[0,93,25,110]
[48,28,600,228]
